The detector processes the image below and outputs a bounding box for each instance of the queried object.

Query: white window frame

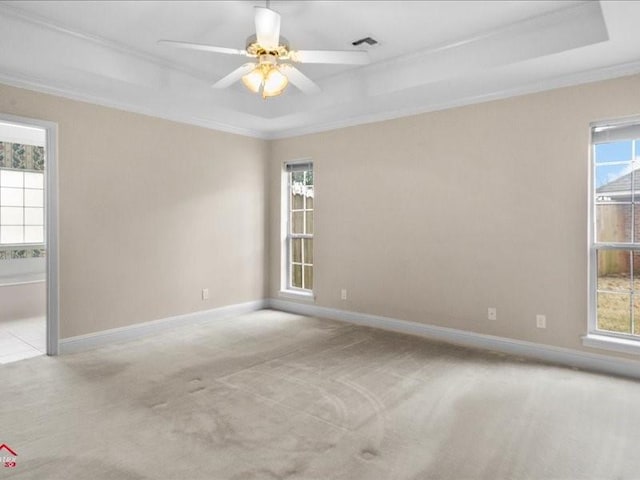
[584,116,640,355]
[280,160,314,300]
[0,167,46,246]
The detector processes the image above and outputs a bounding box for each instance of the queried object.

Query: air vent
[352,37,378,47]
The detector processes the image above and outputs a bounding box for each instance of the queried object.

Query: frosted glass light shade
[242,68,264,93]
[241,63,289,98]
[262,68,288,97]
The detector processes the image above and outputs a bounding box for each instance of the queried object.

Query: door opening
[0,115,58,362]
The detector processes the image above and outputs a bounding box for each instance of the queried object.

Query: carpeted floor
[2,309,640,479]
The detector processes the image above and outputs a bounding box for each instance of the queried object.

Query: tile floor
[0,316,46,364]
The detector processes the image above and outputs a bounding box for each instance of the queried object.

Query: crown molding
[4,58,640,142]
[0,72,269,139]
[266,59,640,140]
[1,0,639,141]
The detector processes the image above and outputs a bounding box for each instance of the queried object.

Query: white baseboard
[58,297,640,381]
[268,298,640,381]
[59,299,267,354]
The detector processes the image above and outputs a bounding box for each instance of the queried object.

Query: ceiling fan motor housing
[246,34,290,58]
[259,54,277,66]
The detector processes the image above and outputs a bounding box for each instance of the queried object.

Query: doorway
[0,115,58,362]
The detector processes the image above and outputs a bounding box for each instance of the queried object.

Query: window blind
[285,162,313,172]
[592,123,640,144]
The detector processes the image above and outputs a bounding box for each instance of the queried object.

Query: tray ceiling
[0,1,639,138]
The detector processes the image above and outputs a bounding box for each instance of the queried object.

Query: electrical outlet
[536,314,546,329]
[202,288,209,300]
[341,289,347,300]
[488,307,497,320]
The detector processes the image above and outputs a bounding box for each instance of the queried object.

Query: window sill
[278,289,315,303]
[0,275,45,287]
[582,333,640,356]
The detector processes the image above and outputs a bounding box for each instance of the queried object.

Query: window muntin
[286,163,313,291]
[591,125,640,338]
[0,168,45,245]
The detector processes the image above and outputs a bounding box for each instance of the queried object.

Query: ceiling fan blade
[158,40,245,56]
[254,7,281,50]
[212,63,256,89]
[289,50,370,65]
[279,65,321,94]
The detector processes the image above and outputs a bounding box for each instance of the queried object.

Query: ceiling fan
[158,2,370,99]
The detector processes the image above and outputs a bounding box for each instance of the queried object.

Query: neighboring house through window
[590,120,640,344]
[283,161,313,293]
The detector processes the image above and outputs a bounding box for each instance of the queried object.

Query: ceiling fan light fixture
[262,67,288,98]
[241,55,289,99]
[161,3,370,98]
[241,67,264,93]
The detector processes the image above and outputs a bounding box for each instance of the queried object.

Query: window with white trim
[0,168,45,245]
[591,121,640,339]
[285,162,313,292]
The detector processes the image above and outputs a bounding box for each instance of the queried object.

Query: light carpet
[1,309,640,479]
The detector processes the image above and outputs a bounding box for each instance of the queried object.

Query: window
[590,121,640,340]
[0,168,45,245]
[284,162,313,292]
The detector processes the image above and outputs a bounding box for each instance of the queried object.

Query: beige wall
[269,74,640,358]
[0,83,268,338]
[3,73,640,358]
[0,282,46,322]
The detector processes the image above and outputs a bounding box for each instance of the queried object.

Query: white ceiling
[0,1,639,138]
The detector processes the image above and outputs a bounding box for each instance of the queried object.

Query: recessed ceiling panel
[0,1,638,138]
